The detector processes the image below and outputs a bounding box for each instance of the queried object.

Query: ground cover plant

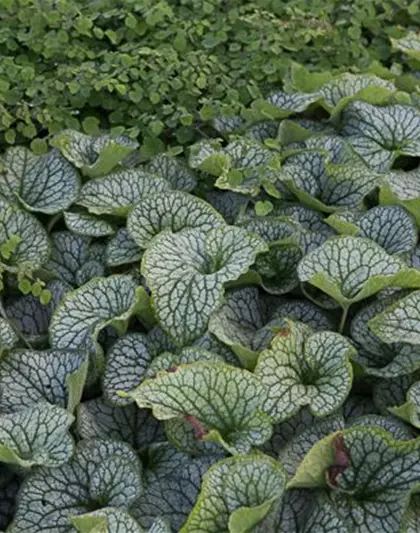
[2,72,420,532]
[1,0,420,150]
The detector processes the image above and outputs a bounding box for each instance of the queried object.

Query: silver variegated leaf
[1,147,80,214]
[141,226,267,345]
[64,211,115,237]
[8,439,143,533]
[181,454,287,533]
[77,170,170,216]
[71,507,144,533]
[0,318,18,354]
[103,333,151,406]
[255,321,354,422]
[205,191,248,224]
[106,229,142,267]
[53,130,138,178]
[127,191,226,250]
[50,275,143,352]
[47,232,90,285]
[0,403,74,468]
[298,236,420,307]
[0,197,50,271]
[128,362,272,455]
[77,398,164,451]
[145,154,197,192]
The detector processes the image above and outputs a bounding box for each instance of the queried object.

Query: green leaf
[8,439,143,533]
[391,32,420,62]
[0,197,50,271]
[290,427,420,533]
[64,212,115,237]
[106,229,142,267]
[71,508,144,533]
[52,130,138,178]
[141,226,267,345]
[145,154,197,192]
[298,236,420,307]
[369,290,420,345]
[351,297,420,377]
[341,102,420,171]
[255,321,354,422]
[0,403,74,468]
[77,399,164,452]
[127,191,226,250]
[103,333,151,406]
[50,275,143,352]
[1,147,80,214]
[0,318,18,355]
[147,347,225,378]
[0,348,87,412]
[77,170,170,216]
[127,362,272,455]
[181,454,286,533]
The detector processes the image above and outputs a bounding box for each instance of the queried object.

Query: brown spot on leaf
[327,434,351,487]
[184,414,208,440]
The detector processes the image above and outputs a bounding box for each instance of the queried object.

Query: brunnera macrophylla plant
[2,72,420,533]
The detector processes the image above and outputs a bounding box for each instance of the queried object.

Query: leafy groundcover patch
[2,73,420,532]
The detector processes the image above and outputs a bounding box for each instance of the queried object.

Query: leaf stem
[47,213,62,233]
[299,283,334,311]
[338,305,350,335]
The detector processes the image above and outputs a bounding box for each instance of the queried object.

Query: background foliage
[1,0,420,152]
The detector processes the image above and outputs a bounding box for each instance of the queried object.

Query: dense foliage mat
[1,0,420,150]
[2,73,420,532]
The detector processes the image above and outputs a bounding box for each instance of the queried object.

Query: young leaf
[145,153,197,192]
[52,130,138,178]
[127,362,272,455]
[77,170,170,216]
[298,236,420,307]
[103,333,151,406]
[64,212,115,237]
[0,349,88,412]
[1,147,79,214]
[369,290,420,345]
[255,321,355,422]
[141,226,267,345]
[106,229,142,267]
[0,403,74,468]
[0,197,50,271]
[8,439,143,533]
[127,191,226,250]
[180,454,286,533]
[388,380,420,429]
[50,275,143,352]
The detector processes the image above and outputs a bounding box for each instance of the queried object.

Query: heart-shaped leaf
[77,170,170,216]
[0,403,74,468]
[255,321,355,422]
[106,229,141,267]
[8,439,143,533]
[141,226,267,345]
[52,130,138,178]
[47,232,90,286]
[0,349,88,412]
[145,154,197,192]
[127,191,226,250]
[1,147,80,214]
[50,275,144,352]
[103,333,151,406]
[127,362,272,455]
[298,236,420,308]
[77,399,164,452]
[0,197,50,272]
[341,102,420,171]
[369,290,420,345]
[180,454,286,533]
[289,427,420,533]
